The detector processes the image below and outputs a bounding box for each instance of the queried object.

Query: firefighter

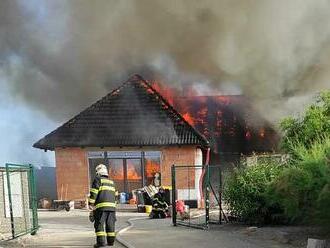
[88,164,117,248]
[149,187,168,219]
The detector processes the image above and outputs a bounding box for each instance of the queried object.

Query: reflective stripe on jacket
[152,192,168,210]
[88,175,117,211]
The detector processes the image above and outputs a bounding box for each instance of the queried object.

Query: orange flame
[150,81,177,106]
[110,167,124,180]
[127,161,142,180]
[182,113,195,126]
[146,81,277,153]
[109,162,142,180]
[126,169,141,180]
[145,159,160,178]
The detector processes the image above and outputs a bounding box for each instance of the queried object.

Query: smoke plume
[1,0,330,123]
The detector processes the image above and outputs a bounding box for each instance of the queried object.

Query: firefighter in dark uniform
[150,187,168,219]
[89,164,117,247]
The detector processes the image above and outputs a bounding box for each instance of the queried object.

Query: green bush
[223,91,330,227]
[267,137,330,225]
[316,184,330,228]
[266,167,312,222]
[223,161,283,224]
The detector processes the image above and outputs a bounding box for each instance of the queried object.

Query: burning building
[152,82,279,169]
[33,74,278,202]
[33,75,209,201]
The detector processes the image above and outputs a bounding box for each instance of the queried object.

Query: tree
[280,91,330,152]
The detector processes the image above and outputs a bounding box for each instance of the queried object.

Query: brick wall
[54,146,201,200]
[161,146,197,188]
[55,148,88,201]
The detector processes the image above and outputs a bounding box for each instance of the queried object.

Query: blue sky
[0,80,57,167]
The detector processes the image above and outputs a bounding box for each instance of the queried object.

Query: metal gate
[0,163,38,240]
[171,164,226,229]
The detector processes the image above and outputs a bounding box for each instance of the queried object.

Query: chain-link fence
[0,163,38,240]
[171,164,225,229]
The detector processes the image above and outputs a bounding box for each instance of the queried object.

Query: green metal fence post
[171,164,177,226]
[5,164,15,239]
[29,164,38,234]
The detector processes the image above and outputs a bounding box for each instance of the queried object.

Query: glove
[89,211,95,223]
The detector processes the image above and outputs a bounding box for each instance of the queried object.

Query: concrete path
[0,210,147,248]
[118,218,295,248]
[0,210,305,248]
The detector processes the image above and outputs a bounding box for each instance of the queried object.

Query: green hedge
[223,161,284,224]
[267,137,330,226]
[223,91,330,227]
[223,137,330,227]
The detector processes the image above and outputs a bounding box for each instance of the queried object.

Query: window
[87,150,162,193]
[88,152,105,183]
[144,151,161,186]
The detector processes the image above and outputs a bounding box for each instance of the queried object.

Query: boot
[95,235,106,247]
[93,243,107,248]
[107,236,115,246]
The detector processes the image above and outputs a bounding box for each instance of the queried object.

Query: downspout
[205,147,211,166]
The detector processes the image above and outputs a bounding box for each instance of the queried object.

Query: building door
[88,151,161,196]
[108,159,125,193]
[126,158,142,193]
[108,158,143,194]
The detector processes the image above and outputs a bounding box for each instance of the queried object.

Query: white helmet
[95,164,108,176]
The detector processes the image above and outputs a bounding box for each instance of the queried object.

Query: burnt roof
[33,74,209,151]
[173,96,279,155]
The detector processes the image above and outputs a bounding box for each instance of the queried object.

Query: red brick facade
[55,148,89,200]
[55,146,201,200]
[160,146,196,188]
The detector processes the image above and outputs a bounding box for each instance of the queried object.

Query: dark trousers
[150,209,166,219]
[94,210,116,246]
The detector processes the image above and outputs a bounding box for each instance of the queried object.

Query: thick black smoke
[1,0,330,122]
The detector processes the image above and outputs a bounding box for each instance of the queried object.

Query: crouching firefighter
[89,164,117,247]
[150,187,168,219]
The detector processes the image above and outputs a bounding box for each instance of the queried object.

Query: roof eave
[33,141,209,151]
